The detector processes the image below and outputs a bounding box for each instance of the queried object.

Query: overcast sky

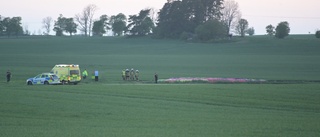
[1,0,319,35]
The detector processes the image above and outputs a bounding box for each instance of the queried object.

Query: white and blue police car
[26,73,61,85]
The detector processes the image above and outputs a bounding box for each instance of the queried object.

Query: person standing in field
[122,69,125,80]
[6,70,11,82]
[130,68,134,81]
[82,69,88,79]
[94,70,99,81]
[125,69,130,80]
[135,70,139,81]
[154,73,158,83]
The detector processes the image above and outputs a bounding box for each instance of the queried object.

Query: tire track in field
[102,92,320,114]
[62,89,320,114]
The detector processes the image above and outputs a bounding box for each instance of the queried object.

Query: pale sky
[1,0,319,35]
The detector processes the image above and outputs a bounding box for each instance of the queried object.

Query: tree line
[0,16,23,37]
[1,0,319,40]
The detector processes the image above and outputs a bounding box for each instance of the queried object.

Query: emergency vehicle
[26,73,61,85]
[50,64,81,85]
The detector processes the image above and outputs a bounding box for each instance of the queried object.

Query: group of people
[122,68,139,81]
[82,69,99,81]
[122,69,158,83]
[83,68,158,83]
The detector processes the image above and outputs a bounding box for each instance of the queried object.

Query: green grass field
[1,35,320,136]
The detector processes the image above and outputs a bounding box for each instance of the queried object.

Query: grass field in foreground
[1,83,320,137]
[0,35,320,136]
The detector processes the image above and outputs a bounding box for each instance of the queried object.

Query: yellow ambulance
[50,64,81,85]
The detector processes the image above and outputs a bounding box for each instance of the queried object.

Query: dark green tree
[110,13,127,36]
[155,0,223,39]
[11,17,23,37]
[2,17,23,37]
[266,24,275,36]
[246,27,255,36]
[53,15,65,36]
[64,18,77,36]
[127,9,154,36]
[0,15,4,36]
[235,18,248,37]
[195,19,227,41]
[2,18,10,36]
[155,1,187,38]
[275,21,290,39]
[184,0,223,23]
[92,15,108,36]
[315,30,320,38]
[53,14,77,36]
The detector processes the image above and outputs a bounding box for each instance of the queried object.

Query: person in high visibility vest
[82,69,88,79]
[122,69,125,80]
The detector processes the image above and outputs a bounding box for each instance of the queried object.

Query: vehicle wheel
[73,82,78,85]
[44,81,49,85]
[62,80,66,85]
[27,81,33,85]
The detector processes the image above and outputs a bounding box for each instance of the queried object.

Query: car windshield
[51,75,59,79]
[35,74,41,78]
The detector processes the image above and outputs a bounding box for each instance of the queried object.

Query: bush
[246,27,255,36]
[195,19,227,41]
[316,30,320,38]
[180,32,190,40]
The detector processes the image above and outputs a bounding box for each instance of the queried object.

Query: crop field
[0,35,320,136]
